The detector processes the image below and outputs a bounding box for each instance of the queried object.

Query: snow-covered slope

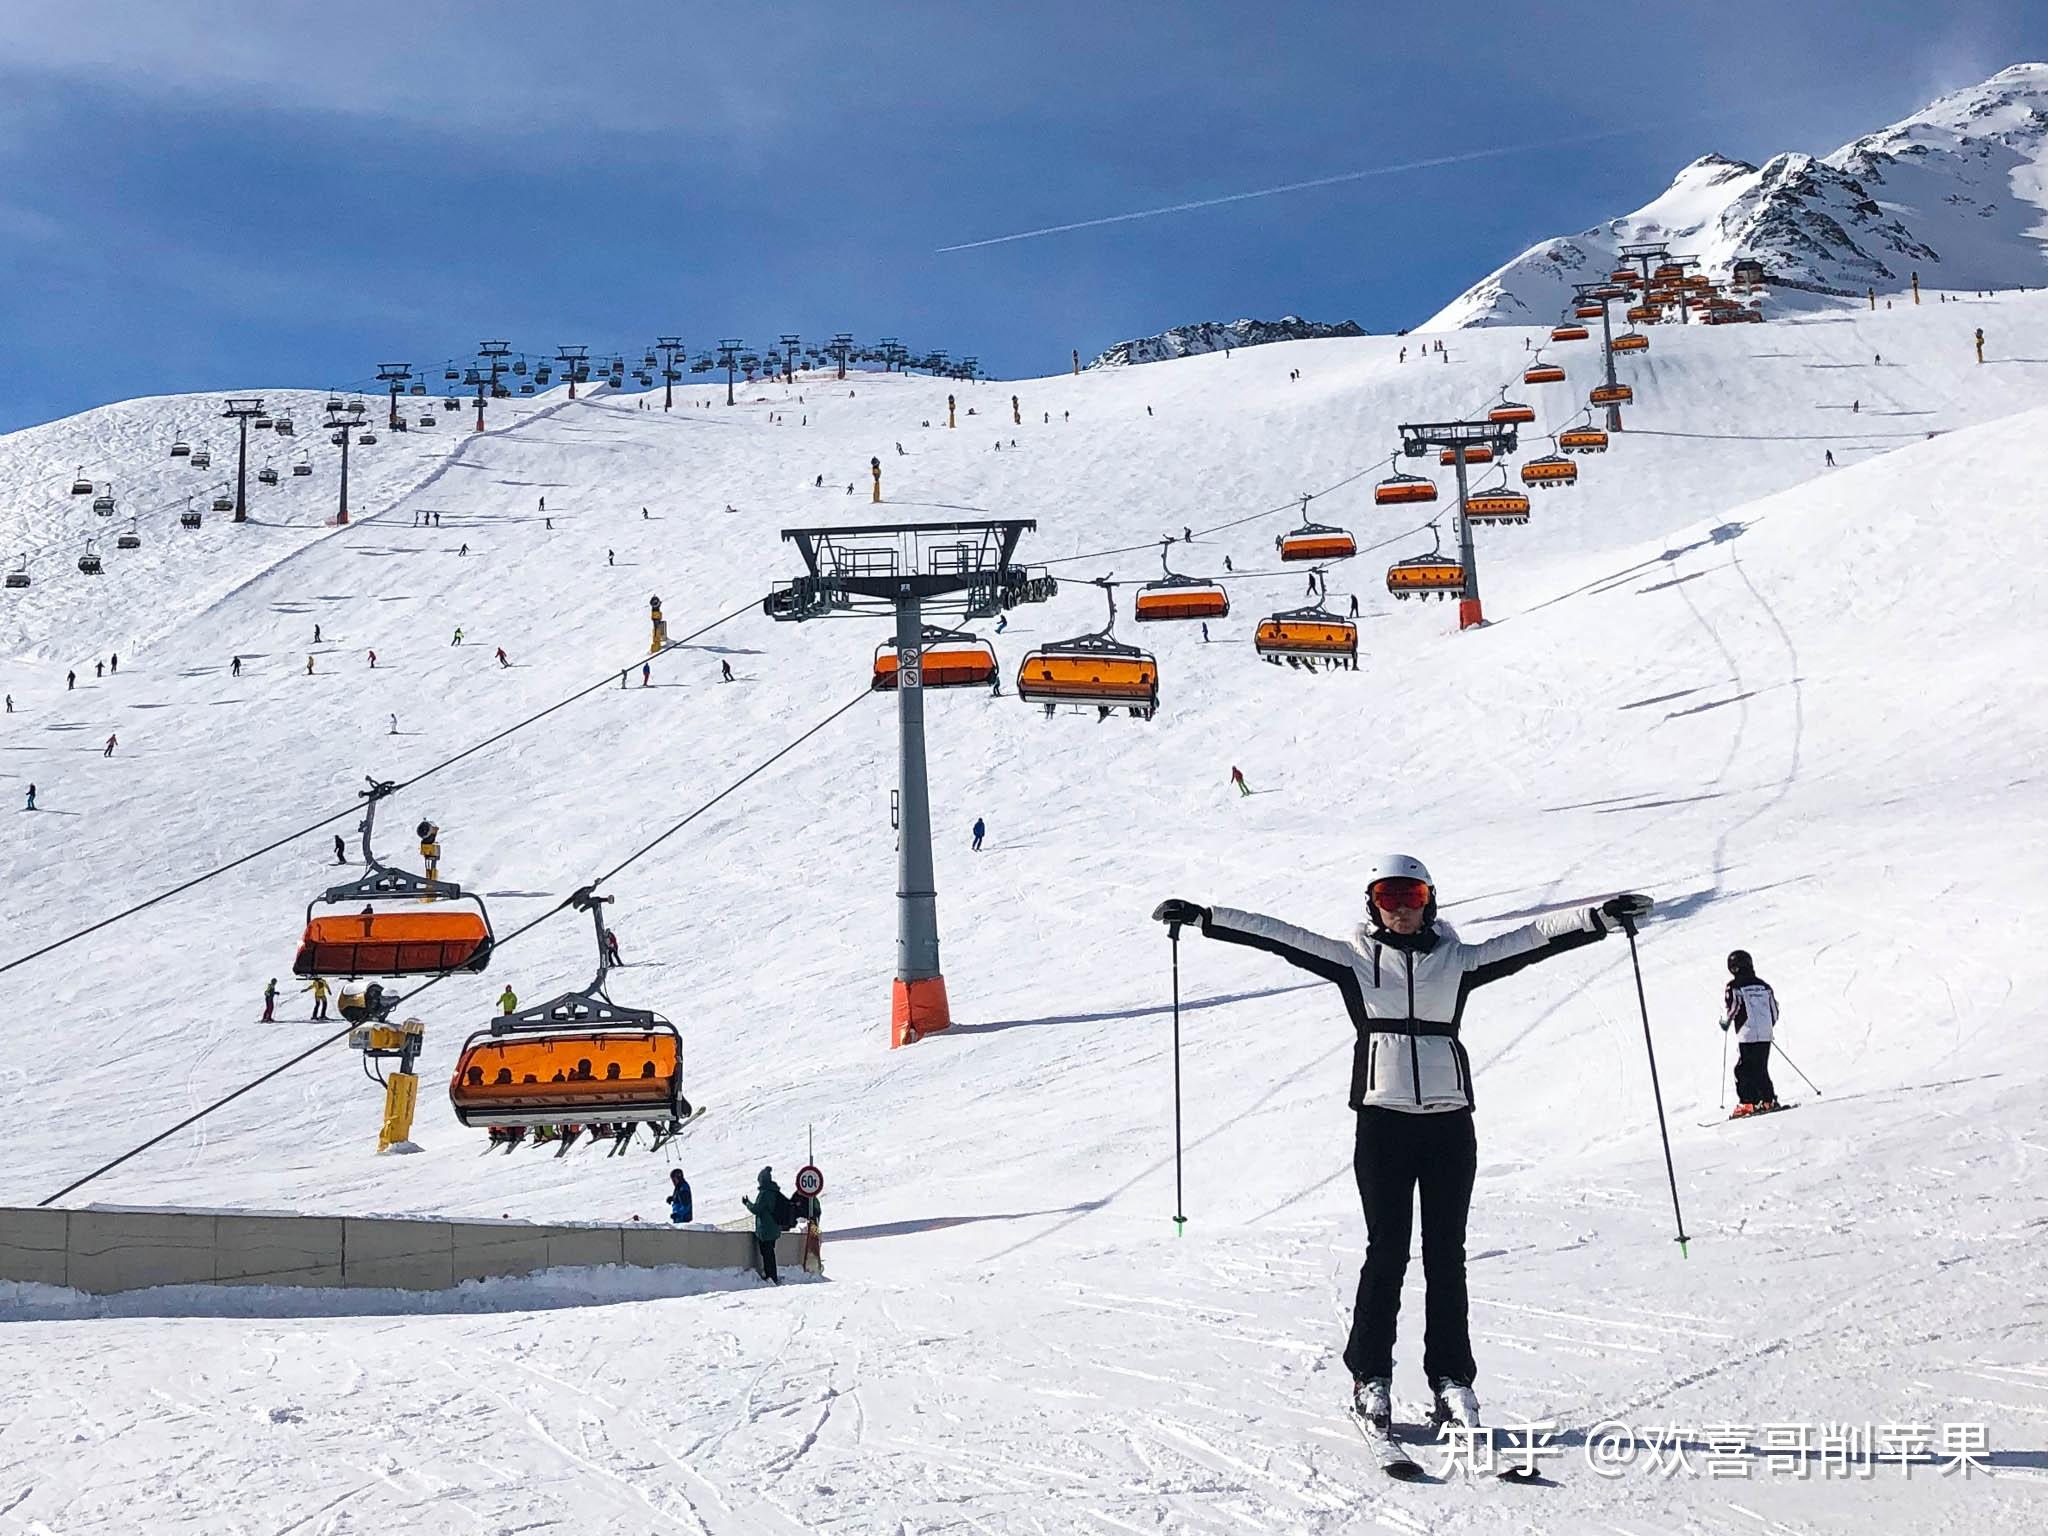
[1429,62,2048,327]
[1088,313,1365,368]
[2,294,2047,1533]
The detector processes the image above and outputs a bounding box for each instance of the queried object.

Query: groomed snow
[2,292,2045,1532]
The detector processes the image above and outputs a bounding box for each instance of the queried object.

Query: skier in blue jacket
[666,1168,693,1224]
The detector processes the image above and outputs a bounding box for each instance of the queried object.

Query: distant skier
[495,647,509,667]
[539,496,545,511]
[66,670,74,690]
[304,976,331,1021]
[667,1168,694,1224]
[498,985,518,1016]
[972,817,985,852]
[389,714,398,735]
[720,660,734,682]
[1348,593,1360,617]
[1722,950,1780,1116]
[605,928,623,966]
[994,614,1008,633]
[1230,765,1250,797]
[1975,327,1985,364]
[103,734,116,757]
[368,650,377,668]
[1201,621,1210,643]
[608,550,615,566]
[4,694,11,712]
[1224,555,1233,573]
[1825,450,1836,468]
[306,656,315,674]
[458,543,468,556]
[1152,861,1651,1442]
[451,628,463,646]
[334,834,347,864]
[231,656,242,677]
[1183,525,1193,542]
[262,978,278,1023]
[313,624,321,644]
[109,654,118,674]
[96,660,104,678]
[24,784,35,811]
[641,662,652,686]
[1852,399,1860,414]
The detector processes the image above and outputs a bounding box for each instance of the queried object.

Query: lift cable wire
[0,594,764,981]
[38,679,882,1208]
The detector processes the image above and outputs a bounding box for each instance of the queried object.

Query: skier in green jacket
[741,1167,785,1285]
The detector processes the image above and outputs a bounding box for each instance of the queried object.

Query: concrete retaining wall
[0,1205,804,1294]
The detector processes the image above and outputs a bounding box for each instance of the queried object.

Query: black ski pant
[1344,1106,1477,1387]
[1734,1041,1776,1105]
[755,1235,779,1284]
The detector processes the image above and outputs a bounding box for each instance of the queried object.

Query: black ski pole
[1621,913,1690,1257]
[1719,1021,1729,1112]
[1168,918,1186,1234]
[1772,1042,1823,1098]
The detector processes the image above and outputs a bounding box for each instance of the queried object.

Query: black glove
[1152,898,1208,928]
[1599,893,1653,929]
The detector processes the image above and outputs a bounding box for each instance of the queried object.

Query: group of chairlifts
[288,781,691,1152]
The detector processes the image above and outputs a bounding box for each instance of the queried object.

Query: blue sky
[1,0,2041,430]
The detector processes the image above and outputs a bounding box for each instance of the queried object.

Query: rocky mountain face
[1087,315,1365,369]
[1426,63,2048,328]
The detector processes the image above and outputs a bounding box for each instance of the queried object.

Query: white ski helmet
[1366,853,1434,891]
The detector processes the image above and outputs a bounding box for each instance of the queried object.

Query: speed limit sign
[794,1165,824,1198]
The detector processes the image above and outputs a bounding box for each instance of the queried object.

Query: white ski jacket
[1723,979,1777,1044]
[1202,903,1611,1113]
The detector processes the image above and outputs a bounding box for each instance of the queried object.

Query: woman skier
[1721,949,1779,1115]
[1153,857,1649,1446]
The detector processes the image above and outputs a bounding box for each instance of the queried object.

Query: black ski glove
[1597,892,1653,931]
[1152,898,1209,928]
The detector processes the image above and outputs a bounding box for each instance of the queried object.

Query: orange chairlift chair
[1374,469,1439,506]
[293,779,494,984]
[871,626,999,690]
[1386,523,1467,602]
[1464,477,1532,525]
[1254,599,1358,670]
[1133,539,1229,622]
[449,889,691,1155]
[1015,579,1160,721]
[1276,496,1358,562]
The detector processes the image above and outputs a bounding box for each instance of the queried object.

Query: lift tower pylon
[765,520,1054,1047]
[321,399,368,524]
[1398,418,1520,631]
[220,397,266,523]
[1573,281,1629,432]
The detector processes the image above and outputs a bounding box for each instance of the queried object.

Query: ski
[1351,1408,1424,1480]
[1699,1102,1799,1128]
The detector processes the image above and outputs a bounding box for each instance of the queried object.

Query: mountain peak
[1087,315,1365,369]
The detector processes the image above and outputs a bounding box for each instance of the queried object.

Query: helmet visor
[1369,877,1432,912]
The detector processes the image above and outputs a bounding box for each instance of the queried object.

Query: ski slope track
[2,292,2046,1532]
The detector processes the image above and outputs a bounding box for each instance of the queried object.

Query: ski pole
[1719,1021,1729,1111]
[1620,913,1690,1257]
[1168,918,1186,1234]
[1772,1042,1823,1098]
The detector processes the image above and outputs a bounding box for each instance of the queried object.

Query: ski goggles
[1368,877,1432,911]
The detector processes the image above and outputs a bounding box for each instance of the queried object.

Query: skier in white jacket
[1153,855,1650,1437]
[1721,949,1779,1115]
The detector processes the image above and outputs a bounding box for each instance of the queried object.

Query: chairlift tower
[779,334,801,385]
[1398,418,1520,631]
[1618,241,1698,324]
[764,520,1054,1047]
[555,345,590,402]
[375,362,413,430]
[925,349,948,380]
[322,400,369,524]
[475,341,513,432]
[710,339,741,406]
[877,336,899,373]
[830,333,854,381]
[959,356,980,382]
[1572,281,1629,432]
[220,397,266,523]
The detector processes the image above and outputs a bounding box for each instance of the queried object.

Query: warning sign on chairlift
[794,1165,824,1198]
[900,661,921,690]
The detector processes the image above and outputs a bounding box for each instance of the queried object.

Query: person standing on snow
[103,734,116,757]
[451,628,463,646]
[495,647,509,667]
[604,928,623,966]
[262,978,279,1023]
[1151,860,1651,1440]
[231,656,242,677]
[972,817,985,851]
[721,660,734,682]
[1825,450,1835,468]
[67,670,75,690]
[667,1168,694,1224]
[1230,766,1250,797]
[25,784,35,811]
[334,834,347,864]
[498,985,518,1016]
[1722,950,1779,1115]
[641,662,652,686]
[741,1167,787,1284]
[304,976,331,1020]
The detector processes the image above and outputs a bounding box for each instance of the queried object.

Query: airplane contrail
[935,126,1647,253]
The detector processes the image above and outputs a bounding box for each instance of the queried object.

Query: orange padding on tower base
[891,975,952,1048]
[1459,598,1486,631]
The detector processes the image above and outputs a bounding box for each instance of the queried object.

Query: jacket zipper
[1406,952,1422,1105]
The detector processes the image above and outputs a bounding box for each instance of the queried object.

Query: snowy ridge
[2,294,2047,1532]
[1087,313,1365,368]
[1427,62,2048,328]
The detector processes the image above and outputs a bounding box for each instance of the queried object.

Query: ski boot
[1429,1378,1481,1435]
[1351,1376,1393,1433]
[1730,1103,1756,1118]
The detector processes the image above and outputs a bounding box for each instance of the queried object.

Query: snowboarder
[741,1167,786,1284]
[1722,950,1779,1115]
[495,647,509,667]
[103,734,116,757]
[498,985,518,1016]
[972,817,985,851]
[334,834,347,864]
[667,1168,694,1224]
[262,978,278,1023]
[304,976,331,1020]
[1230,766,1250,797]
[1151,861,1651,1440]
[231,656,242,677]
[720,660,734,682]
[25,784,35,811]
